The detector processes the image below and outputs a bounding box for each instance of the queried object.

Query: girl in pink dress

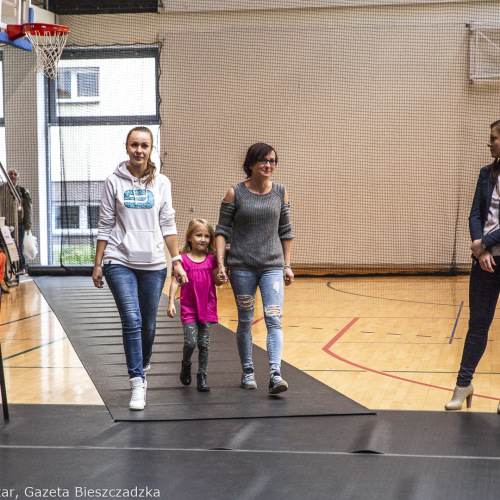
[168,219,226,391]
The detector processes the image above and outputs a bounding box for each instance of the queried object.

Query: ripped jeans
[229,269,284,374]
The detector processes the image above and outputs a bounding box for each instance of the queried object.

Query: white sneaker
[129,377,147,410]
[241,371,257,389]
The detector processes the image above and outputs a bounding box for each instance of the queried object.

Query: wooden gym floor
[2,273,499,413]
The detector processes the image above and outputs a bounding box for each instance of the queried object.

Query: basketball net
[24,28,69,80]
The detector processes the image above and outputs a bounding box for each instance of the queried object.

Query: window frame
[57,66,101,103]
[53,202,101,235]
[54,203,82,231]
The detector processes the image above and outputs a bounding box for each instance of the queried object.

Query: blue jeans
[229,269,284,374]
[457,257,500,386]
[104,264,167,380]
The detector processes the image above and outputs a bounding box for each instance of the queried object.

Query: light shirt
[483,183,500,256]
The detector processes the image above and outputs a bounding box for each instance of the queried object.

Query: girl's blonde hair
[181,219,216,255]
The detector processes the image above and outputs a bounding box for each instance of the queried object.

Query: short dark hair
[242,143,278,178]
[491,120,500,130]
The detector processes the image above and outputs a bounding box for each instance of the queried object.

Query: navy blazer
[469,164,500,249]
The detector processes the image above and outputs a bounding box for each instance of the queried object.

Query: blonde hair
[181,219,216,255]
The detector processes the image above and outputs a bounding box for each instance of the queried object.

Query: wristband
[284,265,292,269]
[171,255,182,263]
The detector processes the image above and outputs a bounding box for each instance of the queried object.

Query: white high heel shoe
[445,384,473,411]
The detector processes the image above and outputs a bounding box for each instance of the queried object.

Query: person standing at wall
[446,120,500,411]
[0,169,32,272]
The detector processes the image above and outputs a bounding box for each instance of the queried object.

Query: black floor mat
[3,405,500,499]
[34,276,373,421]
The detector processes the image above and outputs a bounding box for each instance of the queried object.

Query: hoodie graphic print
[97,161,177,270]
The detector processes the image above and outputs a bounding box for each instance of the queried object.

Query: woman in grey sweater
[215,143,294,394]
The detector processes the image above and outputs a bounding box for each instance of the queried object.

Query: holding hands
[172,260,189,284]
[167,301,176,318]
[216,265,228,285]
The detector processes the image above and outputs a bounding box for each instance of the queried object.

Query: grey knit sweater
[215,182,294,271]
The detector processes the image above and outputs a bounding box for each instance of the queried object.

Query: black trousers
[17,222,25,270]
[457,256,500,386]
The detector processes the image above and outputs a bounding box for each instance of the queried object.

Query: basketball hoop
[7,23,70,80]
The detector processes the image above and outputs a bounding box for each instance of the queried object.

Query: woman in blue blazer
[446,119,500,411]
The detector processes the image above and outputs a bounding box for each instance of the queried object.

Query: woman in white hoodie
[92,126,188,411]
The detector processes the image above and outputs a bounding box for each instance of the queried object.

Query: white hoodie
[97,161,177,270]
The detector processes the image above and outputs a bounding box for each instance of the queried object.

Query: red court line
[322,317,500,402]
[218,315,476,320]
[253,317,264,325]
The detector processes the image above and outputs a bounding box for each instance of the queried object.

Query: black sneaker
[269,372,288,394]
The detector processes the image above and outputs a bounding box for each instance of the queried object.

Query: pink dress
[180,253,218,325]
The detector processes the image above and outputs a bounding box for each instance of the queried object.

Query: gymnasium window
[53,203,101,232]
[46,46,160,265]
[49,47,159,123]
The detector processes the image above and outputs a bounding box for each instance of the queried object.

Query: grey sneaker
[269,372,288,394]
[241,370,257,389]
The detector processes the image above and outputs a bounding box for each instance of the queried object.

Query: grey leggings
[183,321,211,376]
